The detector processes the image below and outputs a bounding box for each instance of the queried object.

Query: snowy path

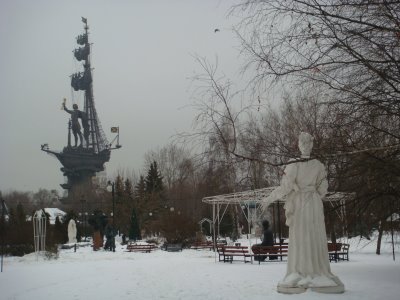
[1,244,399,300]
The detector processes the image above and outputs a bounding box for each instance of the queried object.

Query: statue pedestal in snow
[277,277,345,294]
[310,277,345,294]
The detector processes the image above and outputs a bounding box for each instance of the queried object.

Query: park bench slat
[218,245,251,263]
[164,243,183,252]
[191,241,214,250]
[251,244,288,264]
[251,243,350,264]
[328,243,349,262]
[126,243,157,253]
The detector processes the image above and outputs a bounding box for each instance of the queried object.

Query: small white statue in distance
[262,132,344,294]
[67,219,77,244]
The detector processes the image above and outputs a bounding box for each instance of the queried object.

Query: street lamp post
[277,201,282,244]
[84,212,88,242]
[108,182,115,228]
[106,181,117,252]
[79,212,82,240]
[80,196,86,242]
[1,193,6,273]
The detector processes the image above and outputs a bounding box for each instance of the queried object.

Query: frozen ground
[0,234,399,300]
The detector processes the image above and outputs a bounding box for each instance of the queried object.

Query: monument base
[277,277,345,294]
[277,286,307,294]
[311,277,345,294]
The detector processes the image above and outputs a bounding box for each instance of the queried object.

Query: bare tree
[233,0,400,138]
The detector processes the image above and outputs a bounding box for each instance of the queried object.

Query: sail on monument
[41,18,121,201]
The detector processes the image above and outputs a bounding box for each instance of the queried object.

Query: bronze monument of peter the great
[41,18,121,203]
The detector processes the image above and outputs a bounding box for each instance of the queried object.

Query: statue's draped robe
[268,159,339,288]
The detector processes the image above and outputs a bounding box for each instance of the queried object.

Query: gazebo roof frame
[202,187,351,205]
[202,187,353,249]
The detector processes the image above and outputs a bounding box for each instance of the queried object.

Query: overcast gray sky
[0,0,245,193]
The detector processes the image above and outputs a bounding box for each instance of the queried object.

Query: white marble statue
[67,219,77,244]
[262,132,344,294]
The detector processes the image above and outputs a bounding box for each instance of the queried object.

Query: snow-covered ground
[1,234,399,300]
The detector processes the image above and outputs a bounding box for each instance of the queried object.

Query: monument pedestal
[277,277,345,294]
[311,277,345,294]
[277,286,307,294]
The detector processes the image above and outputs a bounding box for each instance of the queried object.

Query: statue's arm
[262,193,277,209]
[63,105,73,115]
[316,162,328,197]
[262,162,297,209]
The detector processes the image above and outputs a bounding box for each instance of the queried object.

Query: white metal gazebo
[202,187,276,243]
[202,187,351,247]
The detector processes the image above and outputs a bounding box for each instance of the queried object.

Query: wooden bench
[251,244,288,264]
[191,241,214,250]
[217,245,252,263]
[328,243,349,262]
[216,239,227,245]
[165,243,183,252]
[190,241,226,250]
[251,243,349,263]
[126,243,157,253]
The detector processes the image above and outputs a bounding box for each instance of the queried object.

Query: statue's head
[298,132,314,157]
[73,104,78,110]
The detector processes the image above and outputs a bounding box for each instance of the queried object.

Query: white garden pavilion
[202,187,351,246]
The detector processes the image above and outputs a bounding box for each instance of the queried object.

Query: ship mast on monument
[41,17,121,201]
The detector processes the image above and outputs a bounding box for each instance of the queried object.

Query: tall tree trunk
[376,220,383,255]
[390,199,396,261]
